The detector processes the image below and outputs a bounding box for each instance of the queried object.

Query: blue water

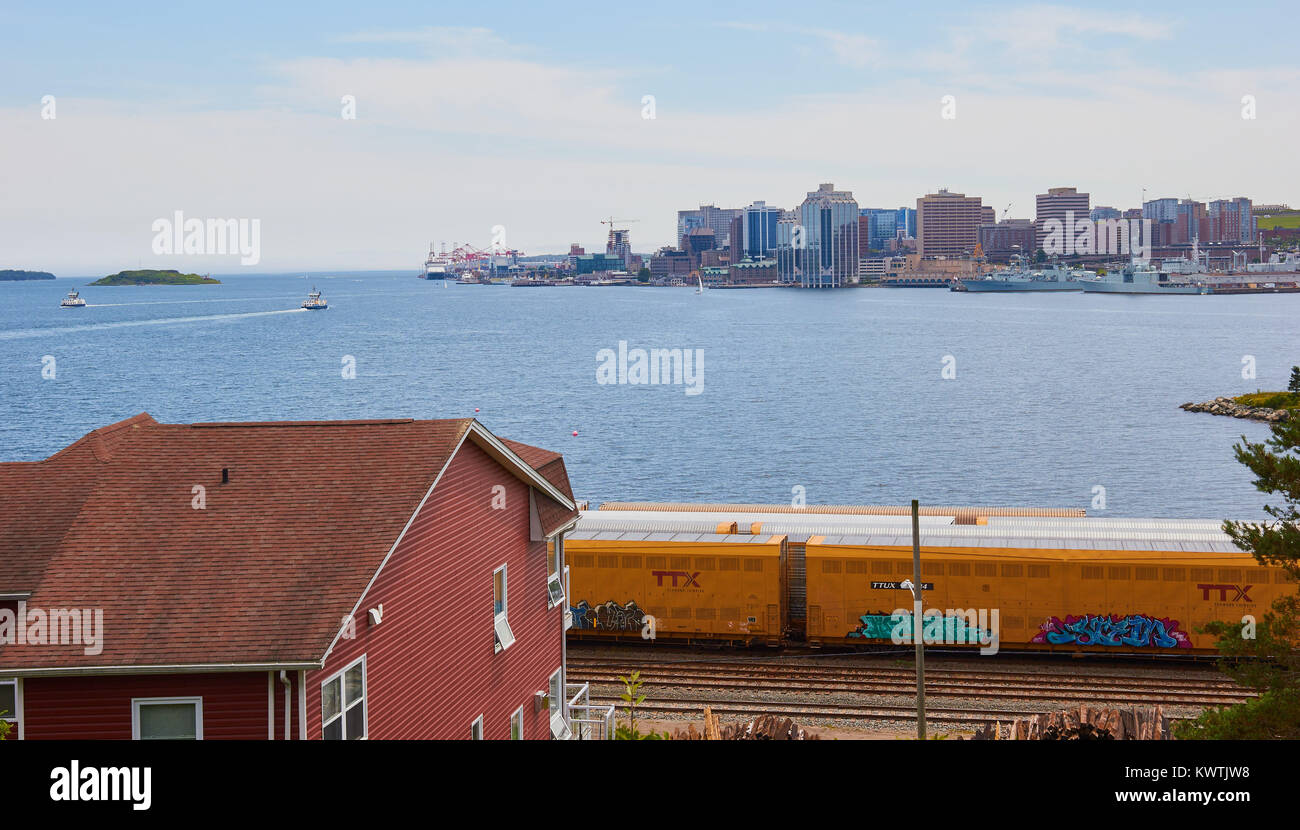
[2,272,1296,518]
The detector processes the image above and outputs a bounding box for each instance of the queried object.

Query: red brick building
[0,413,590,740]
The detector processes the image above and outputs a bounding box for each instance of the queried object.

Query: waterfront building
[682,227,717,267]
[649,247,693,279]
[978,219,1035,262]
[796,183,860,288]
[728,257,778,285]
[677,204,744,249]
[1035,186,1090,252]
[741,201,782,258]
[917,189,984,258]
[0,413,591,740]
[574,252,626,274]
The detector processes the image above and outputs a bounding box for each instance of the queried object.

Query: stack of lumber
[972,705,1171,740]
[671,708,820,740]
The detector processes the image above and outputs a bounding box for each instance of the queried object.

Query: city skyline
[3,0,1299,272]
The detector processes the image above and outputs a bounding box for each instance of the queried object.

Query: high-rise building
[740,201,782,258]
[1143,198,1179,223]
[776,210,799,284]
[677,204,743,248]
[895,207,917,239]
[1208,198,1253,243]
[916,189,984,258]
[794,183,860,288]
[606,228,632,267]
[1090,206,1121,221]
[859,208,898,250]
[1174,199,1208,245]
[1035,186,1090,252]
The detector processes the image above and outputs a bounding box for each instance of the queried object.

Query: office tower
[1035,186,1090,252]
[916,189,984,258]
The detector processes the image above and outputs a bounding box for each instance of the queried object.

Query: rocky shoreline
[1180,397,1291,423]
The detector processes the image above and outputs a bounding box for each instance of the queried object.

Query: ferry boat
[60,289,86,308]
[302,287,328,309]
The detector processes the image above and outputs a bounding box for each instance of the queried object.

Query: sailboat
[695,274,704,294]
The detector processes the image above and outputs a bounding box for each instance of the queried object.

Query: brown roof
[0,413,577,672]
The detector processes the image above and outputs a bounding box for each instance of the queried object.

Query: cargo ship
[424,244,452,279]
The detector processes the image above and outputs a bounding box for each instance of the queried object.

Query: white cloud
[2,19,1296,273]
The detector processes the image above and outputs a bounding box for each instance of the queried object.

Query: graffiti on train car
[848,611,993,646]
[1030,614,1193,648]
[570,599,647,633]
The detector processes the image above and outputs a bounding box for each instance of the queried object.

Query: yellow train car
[565,531,787,645]
[805,532,1293,654]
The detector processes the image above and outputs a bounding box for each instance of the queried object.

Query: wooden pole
[912,498,926,740]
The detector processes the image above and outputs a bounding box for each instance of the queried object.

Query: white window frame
[320,654,368,740]
[0,678,17,724]
[511,705,524,740]
[547,543,565,609]
[548,668,570,740]
[494,564,515,653]
[131,696,203,741]
[471,715,484,740]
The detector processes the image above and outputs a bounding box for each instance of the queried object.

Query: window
[547,544,565,609]
[132,697,202,740]
[471,715,484,740]
[511,706,524,740]
[321,656,367,740]
[0,679,16,722]
[494,565,515,652]
[548,669,570,740]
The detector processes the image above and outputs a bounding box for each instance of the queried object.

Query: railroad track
[568,655,1254,724]
[585,695,1037,726]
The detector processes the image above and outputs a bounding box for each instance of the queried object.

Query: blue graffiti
[1031,614,1192,648]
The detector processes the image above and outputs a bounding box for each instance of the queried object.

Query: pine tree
[1289,365,1300,394]
[1177,418,1300,738]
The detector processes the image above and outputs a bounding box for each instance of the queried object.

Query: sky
[2,0,1298,273]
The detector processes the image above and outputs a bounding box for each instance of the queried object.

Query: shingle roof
[0,413,577,672]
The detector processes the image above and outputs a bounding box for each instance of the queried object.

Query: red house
[0,412,601,740]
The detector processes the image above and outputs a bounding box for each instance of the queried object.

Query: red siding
[306,440,564,739]
[21,672,269,739]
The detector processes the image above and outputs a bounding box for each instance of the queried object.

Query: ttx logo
[652,570,701,588]
[1197,583,1252,602]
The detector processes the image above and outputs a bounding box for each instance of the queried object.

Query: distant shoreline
[0,269,56,281]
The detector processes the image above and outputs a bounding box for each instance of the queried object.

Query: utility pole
[911,498,926,740]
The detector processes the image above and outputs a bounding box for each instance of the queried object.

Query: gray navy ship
[1076,261,1209,294]
[955,256,1092,292]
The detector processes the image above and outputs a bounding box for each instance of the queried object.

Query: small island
[0,269,56,281]
[89,269,221,286]
[1181,367,1299,423]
